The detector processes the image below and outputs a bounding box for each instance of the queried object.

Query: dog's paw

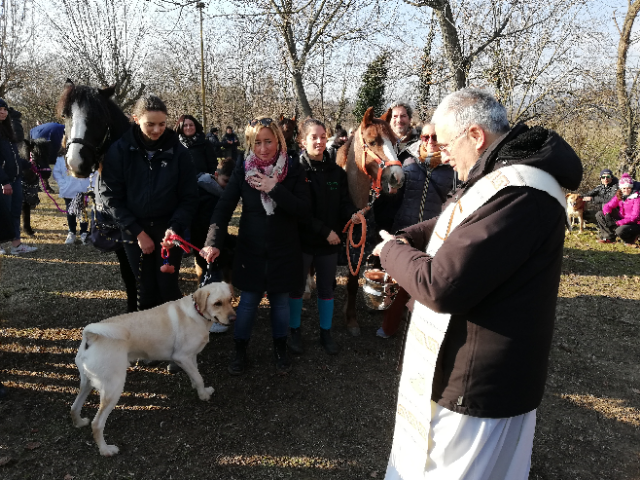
[99,444,119,457]
[199,387,214,401]
[73,417,90,428]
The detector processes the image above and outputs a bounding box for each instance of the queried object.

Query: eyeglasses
[421,134,437,143]
[601,175,612,179]
[248,118,274,127]
[438,129,467,153]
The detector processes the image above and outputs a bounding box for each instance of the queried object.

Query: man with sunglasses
[583,168,618,218]
[374,88,582,480]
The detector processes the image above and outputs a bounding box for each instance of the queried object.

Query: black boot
[229,339,249,376]
[288,327,304,354]
[320,328,339,355]
[273,337,292,373]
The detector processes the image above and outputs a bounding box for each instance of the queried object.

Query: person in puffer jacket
[376,123,455,339]
[53,152,91,245]
[597,173,640,246]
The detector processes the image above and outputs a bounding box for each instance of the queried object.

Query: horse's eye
[369,141,377,147]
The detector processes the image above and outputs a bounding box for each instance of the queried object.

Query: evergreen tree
[353,52,389,122]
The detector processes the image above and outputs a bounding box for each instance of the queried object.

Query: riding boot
[288,327,304,354]
[22,204,35,236]
[273,337,292,373]
[320,328,339,355]
[317,298,338,354]
[228,339,249,376]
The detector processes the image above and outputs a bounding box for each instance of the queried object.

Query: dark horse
[21,138,51,236]
[58,79,130,178]
[337,107,404,335]
[57,79,137,312]
[278,114,298,153]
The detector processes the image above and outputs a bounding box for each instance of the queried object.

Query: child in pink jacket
[598,173,640,246]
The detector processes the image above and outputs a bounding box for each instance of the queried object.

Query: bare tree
[615,0,640,176]
[0,0,33,98]
[47,0,149,110]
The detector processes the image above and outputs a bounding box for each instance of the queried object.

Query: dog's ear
[194,288,211,312]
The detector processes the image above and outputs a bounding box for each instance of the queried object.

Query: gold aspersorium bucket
[362,255,399,310]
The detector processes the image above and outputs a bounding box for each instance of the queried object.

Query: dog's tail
[83,323,130,344]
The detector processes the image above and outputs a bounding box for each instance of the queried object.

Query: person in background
[583,168,618,217]
[200,117,310,375]
[221,126,240,161]
[598,173,640,246]
[53,145,91,244]
[326,126,349,162]
[288,118,357,355]
[100,94,198,313]
[30,121,65,166]
[0,98,37,255]
[175,114,218,284]
[376,122,455,339]
[206,127,222,158]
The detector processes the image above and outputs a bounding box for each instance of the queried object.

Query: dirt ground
[1,197,640,479]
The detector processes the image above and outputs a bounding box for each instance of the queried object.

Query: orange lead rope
[342,211,368,276]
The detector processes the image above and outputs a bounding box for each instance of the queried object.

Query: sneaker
[79,232,89,245]
[376,327,391,339]
[11,243,37,255]
[65,232,76,245]
[209,323,229,333]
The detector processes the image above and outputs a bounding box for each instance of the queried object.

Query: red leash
[160,234,201,273]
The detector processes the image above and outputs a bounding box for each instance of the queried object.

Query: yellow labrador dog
[70,282,235,457]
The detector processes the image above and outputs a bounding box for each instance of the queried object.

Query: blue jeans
[234,291,289,341]
[1,176,23,241]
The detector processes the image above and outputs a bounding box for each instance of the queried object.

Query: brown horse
[279,115,298,151]
[337,107,404,336]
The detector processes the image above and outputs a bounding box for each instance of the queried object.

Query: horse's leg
[22,203,34,236]
[344,273,360,336]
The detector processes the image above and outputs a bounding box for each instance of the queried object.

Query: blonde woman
[200,117,310,375]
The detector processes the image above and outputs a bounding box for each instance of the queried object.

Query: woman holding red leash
[200,116,310,375]
[100,94,198,312]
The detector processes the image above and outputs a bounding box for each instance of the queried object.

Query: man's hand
[351,206,370,224]
[372,230,395,256]
[200,246,221,263]
[137,231,155,255]
[327,230,341,245]
[2,184,13,195]
[160,229,176,248]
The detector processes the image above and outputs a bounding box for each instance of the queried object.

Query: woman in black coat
[175,114,218,284]
[288,118,356,355]
[100,95,198,312]
[200,117,310,375]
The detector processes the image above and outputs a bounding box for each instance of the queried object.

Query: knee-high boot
[318,299,338,355]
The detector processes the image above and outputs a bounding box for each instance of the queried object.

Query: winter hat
[619,173,635,188]
[600,168,613,177]
[0,98,7,109]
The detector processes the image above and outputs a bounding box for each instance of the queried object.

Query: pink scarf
[244,150,289,215]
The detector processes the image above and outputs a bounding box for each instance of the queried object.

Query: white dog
[70,282,236,456]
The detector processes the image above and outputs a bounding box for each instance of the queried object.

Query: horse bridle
[357,127,402,199]
[67,126,111,159]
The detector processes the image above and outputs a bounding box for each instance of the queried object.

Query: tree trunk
[435,3,466,90]
[616,1,640,176]
[292,69,313,119]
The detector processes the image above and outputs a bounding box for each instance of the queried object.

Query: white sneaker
[79,232,89,245]
[65,232,76,245]
[209,323,229,333]
[11,243,37,255]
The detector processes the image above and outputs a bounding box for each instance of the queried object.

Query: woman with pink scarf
[200,117,310,375]
[599,173,640,246]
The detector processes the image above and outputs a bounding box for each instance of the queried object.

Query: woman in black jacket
[100,95,198,312]
[175,114,218,284]
[288,118,356,355]
[200,117,310,375]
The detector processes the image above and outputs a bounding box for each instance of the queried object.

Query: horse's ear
[99,85,116,99]
[362,107,375,126]
[291,115,296,122]
[379,108,393,123]
[279,114,284,121]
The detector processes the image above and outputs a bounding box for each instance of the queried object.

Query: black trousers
[596,211,640,243]
[123,220,183,311]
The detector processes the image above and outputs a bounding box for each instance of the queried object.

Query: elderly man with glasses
[373,88,582,480]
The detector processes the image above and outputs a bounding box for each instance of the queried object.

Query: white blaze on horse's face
[66,101,88,175]
[381,137,404,193]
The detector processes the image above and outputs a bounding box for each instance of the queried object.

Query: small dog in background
[566,193,585,233]
[70,282,236,457]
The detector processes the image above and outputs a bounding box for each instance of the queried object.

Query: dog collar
[192,296,211,321]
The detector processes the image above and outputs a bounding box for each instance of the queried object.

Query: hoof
[348,326,361,337]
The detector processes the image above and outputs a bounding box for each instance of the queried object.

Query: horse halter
[67,126,111,158]
[357,127,402,198]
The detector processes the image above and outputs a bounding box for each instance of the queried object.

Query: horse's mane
[336,136,352,168]
[57,84,111,119]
